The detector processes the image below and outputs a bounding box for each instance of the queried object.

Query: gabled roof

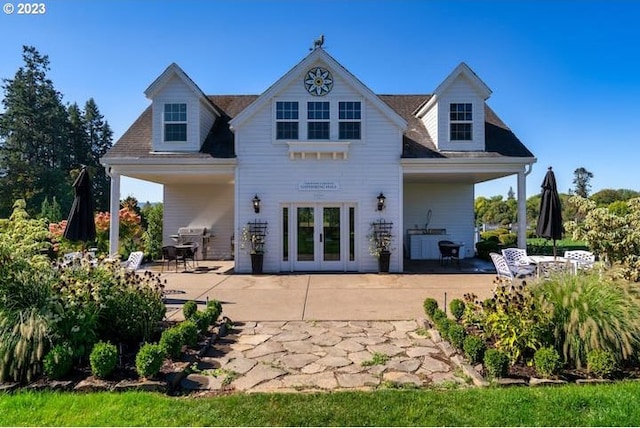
[415,62,492,118]
[229,48,407,131]
[144,63,221,117]
[103,94,533,162]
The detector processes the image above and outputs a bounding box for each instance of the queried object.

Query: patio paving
[147,259,497,393]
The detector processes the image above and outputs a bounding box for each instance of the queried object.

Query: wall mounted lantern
[252,194,261,214]
[377,192,386,211]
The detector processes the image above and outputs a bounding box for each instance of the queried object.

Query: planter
[378,250,391,273]
[250,253,264,274]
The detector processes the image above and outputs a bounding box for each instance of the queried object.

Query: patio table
[529,255,577,276]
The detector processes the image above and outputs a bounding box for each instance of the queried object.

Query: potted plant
[368,220,394,273]
[240,221,267,274]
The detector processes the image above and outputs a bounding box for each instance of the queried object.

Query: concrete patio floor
[150,260,498,322]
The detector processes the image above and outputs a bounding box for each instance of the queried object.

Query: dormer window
[164,103,187,142]
[449,103,472,141]
[307,101,330,139]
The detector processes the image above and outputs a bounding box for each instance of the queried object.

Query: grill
[177,227,211,260]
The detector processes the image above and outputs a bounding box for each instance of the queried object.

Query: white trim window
[276,101,299,140]
[339,101,361,140]
[164,103,187,142]
[307,101,330,140]
[449,103,472,141]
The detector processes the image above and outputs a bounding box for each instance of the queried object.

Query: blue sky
[1,0,638,203]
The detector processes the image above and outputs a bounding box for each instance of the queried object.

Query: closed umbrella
[63,167,96,247]
[535,167,563,257]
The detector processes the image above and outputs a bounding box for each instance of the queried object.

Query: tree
[0,46,113,218]
[572,167,594,198]
[83,98,113,212]
[0,46,71,217]
[507,186,515,200]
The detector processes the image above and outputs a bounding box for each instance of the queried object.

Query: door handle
[319,233,323,243]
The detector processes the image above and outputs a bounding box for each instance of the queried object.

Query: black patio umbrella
[535,167,563,257]
[63,167,96,247]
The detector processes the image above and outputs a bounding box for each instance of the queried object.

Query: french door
[283,203,356,271]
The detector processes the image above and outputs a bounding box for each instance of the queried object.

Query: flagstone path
[181,319,473,393]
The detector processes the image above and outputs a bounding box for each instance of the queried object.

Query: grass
[2,382,640,426]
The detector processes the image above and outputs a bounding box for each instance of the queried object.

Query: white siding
[164,183,234,260]
[403,183,475,259]
[435,75,486,151]
[234,63,404,273]
[422,102,438,148]
[151,76,201,152]
[199,98,216,146]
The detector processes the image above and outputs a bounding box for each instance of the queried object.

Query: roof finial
[311,34,324,50]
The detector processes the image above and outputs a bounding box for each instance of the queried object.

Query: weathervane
[310,35,325,50]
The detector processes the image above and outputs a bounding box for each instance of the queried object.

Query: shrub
[447,323,466,350]
[89,341,118,379]
[177,320,199,347]
[499,233,517,247]
[159,327,183,359]
[206,299,222,325]
[135,343,165,379]
[475,239,501,260]
[191,311,210,335]
[423,298,438,318]
[533,271,640,368]
[534,346,561,378]
[587,349,617,379]
[449,299,465,321]
[463,335,486,364]
[43,344,74,380]
[58,261,166,345]
[182,301,198,320]
[484,348,509,378]
[431,308,447,323]
[484,280,552,364]
[436,317,453,340]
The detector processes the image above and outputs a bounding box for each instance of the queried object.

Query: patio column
[107,169,120,256]
[517,168,527,249]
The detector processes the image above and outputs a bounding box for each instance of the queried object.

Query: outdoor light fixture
[377,192,386,211]
[252,194,261,214]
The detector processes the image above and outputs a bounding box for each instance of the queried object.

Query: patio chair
[501,248,536,276]
[438,240,461,266]
[564,250,595,271]
[490,252,533,283]
[121,251,144,272]
[182,242,199,268]
[161,245,180,272]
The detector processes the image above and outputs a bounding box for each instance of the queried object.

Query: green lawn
[2,382,640,426]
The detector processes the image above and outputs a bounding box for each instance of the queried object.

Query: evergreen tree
[0,46,71,216]
[83,98,113,212]
[572,167,594,198]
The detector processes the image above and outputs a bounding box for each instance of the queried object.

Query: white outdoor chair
[564,250,595,271]
[490,252,534,284]
[537,260,574,278]
[121,251,144,272]
[501,248,536,276]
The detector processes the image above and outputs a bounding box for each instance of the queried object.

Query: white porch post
[108,169,121,256]
[517,168,527,249]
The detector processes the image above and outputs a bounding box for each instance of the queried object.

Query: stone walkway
[181,319,473,393]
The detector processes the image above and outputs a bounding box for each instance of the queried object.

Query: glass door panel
[323,207,340,261]
[297,207,314,262]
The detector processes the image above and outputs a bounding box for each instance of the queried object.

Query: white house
[101,45,536,273]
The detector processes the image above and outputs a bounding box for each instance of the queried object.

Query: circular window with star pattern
[304,67,333,96]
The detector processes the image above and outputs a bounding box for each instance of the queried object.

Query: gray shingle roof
[103,94,533,161]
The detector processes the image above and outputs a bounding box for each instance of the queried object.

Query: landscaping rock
[114,379,167,393]
[495,378,528,387]
[74,377,112,392]
[180,374,222,391]
[336,372,380,388]
[231,364,286,391]
[529,377,568,386]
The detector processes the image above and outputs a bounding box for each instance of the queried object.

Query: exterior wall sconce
[252,194,261,214]
[377,192,386,211]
